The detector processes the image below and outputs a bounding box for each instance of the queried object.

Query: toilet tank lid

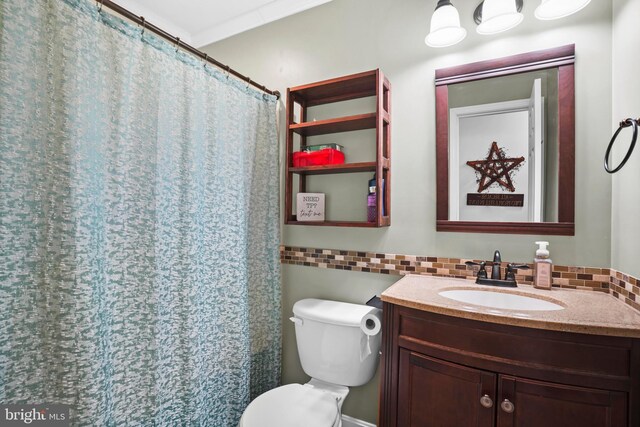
[292,298,379,327]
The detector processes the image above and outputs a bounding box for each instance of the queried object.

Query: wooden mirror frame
[436,45,575,235]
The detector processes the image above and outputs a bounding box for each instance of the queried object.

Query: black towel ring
[604,118,638,174]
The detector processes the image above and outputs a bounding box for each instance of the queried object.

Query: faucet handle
[505,263,530,281]
[465,261,488,279]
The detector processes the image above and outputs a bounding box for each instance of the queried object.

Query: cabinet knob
[501,399,515,413]
[480,394,493,408]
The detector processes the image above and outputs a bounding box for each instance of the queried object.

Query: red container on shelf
[293,148,345,167]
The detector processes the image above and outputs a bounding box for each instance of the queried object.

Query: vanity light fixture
[425,0,467,48]
[476,0,524,35]
[534,0,592,20]
[425,0,592,48]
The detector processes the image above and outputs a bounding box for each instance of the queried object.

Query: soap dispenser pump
[534,241,552,289]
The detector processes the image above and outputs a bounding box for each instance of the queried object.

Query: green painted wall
[204,0,615,423]
[611,0,640,278]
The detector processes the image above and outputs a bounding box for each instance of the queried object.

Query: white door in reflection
[528,78,544,222]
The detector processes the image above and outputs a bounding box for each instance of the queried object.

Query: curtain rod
[96,0,280,99]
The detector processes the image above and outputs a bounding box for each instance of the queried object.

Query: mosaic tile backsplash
[280,246,640,313]
[610,270,640,312]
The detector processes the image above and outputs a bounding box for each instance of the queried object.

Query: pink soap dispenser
[534,241,553,290]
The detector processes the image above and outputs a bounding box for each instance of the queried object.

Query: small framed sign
[296,193,325,222]
[467,193,524,207]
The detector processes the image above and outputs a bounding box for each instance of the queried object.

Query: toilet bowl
[239,299,382,427]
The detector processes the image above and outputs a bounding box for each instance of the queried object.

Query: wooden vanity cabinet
[379,304,640,427]
[398,350,496,427]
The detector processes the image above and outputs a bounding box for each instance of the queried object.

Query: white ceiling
[117,0,332,48]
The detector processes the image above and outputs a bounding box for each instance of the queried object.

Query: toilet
[239,298,382,427]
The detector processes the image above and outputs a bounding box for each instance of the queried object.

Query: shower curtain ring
[140,16,146,35]
[97,0,104,12]
[175,37,180,52]
[203,54,208,68]
[246,78,251,89]
[225,65,230,79]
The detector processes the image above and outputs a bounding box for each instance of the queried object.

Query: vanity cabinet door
[398,349,496,427]
[497,375,627,427]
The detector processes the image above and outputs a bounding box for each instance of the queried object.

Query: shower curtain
[0,0,280,425]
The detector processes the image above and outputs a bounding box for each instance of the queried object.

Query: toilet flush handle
[289,317,303,326]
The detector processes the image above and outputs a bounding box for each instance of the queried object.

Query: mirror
[436,45,575,235]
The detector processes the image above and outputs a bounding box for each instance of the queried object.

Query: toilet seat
[240,383,341,427]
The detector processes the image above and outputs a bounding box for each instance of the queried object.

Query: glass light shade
[425,3,467,48]
[477,0,523,35]
[535,0,592,20]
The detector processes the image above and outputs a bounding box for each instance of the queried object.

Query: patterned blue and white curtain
[0,0,281,425]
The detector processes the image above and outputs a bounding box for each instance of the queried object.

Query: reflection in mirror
[435,45,575,235]
[448,69,558,223]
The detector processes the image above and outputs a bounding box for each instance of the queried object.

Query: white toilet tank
[291,298,382,387]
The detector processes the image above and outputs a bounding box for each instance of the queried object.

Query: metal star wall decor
[466,141,525,193]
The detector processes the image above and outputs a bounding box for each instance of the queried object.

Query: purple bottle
[367,173,384,222]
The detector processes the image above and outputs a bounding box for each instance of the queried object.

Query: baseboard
[342,414,376,427]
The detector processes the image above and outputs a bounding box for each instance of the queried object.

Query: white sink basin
[439,289,565,311]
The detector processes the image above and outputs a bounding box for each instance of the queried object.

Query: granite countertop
[381,275,640,338]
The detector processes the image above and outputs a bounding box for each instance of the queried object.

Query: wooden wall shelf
[291,70,378,107]
[286,220,383,228]
[289,162,378,175]
[290,113,378,136]
[284,69,391,227]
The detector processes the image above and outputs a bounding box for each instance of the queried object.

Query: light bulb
[535,0,592,20]
[477,0,523,35]
[425,0,467,48]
